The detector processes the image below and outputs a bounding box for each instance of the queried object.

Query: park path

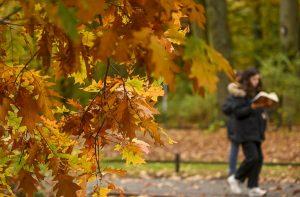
[97,177,300,197]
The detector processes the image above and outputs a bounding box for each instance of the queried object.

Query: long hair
[241,67,262,98]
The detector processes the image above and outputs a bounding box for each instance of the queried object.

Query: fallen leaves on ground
[103,128,300,163]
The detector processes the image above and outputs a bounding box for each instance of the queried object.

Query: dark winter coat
[223,83,246,141]
[222,95,267,143]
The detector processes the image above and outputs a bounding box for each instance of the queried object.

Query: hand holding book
[251,91,279,109]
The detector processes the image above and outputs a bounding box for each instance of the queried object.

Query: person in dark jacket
[224,68,268,197]
[223,71,245,176]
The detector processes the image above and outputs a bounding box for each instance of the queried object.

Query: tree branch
[0,0,8,8]
[13,50,38,85]
[0,6,22,25]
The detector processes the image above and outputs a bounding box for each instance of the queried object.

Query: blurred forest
[36,0,300,130]
[4,0,299,130]
[158,0,300,129]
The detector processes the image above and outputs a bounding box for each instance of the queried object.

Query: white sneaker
[248,187,267,196]
[227,175,242,194]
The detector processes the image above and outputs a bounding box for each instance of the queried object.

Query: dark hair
[241,67,262,98]
[235,70,243,83]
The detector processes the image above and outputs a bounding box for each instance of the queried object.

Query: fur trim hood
[227,82,246,97]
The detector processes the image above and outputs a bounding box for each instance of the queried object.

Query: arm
[222,97,235,116]
[233,104,253,119]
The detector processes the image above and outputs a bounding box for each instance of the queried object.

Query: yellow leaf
[115,143,146,165]
[125,77,144,94]
[104,168,127,177]
[52,105,70,114]
[69,56,87,85]
[143,81,164,102]
[81,30,95,47]
[82,80,102,92]
[149,36,179,91]
[92,187,111,197]
[189,59,219,93]
[160,129,177,145]
[206,45,235,81]
[164,25,187,45]
[184,37,234,93]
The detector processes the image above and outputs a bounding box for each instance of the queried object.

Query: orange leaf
[54,174,81,197]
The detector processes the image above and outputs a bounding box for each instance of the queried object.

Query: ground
[92,162,300,196]
[103,129,300,163]
[104,177,300,196]
[97,129,300,196]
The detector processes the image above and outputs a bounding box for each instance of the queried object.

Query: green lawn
[102,160,300,181]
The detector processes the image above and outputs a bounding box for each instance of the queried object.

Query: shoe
[227,175,242,194]
[248,187,267,196]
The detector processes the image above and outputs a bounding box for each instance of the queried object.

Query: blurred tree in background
[159,0,300,130]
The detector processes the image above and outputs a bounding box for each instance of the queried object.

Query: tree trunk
[205,0,232,107]
[279,0,299,129]
[280,0,299,55]
[253,1,263,67]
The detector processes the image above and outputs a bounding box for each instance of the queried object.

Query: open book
[252,91,279,106]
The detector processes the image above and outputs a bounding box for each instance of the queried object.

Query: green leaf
[126,77,144,94]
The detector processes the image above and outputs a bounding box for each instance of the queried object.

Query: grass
[101,160,300,181]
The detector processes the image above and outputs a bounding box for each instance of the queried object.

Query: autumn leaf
[17,170,38,197]
[92,187,111,197]
[69,56,88,85]
[54,174,81,197]
[148,35,180,91]
[184,36,234,92]
[80,29,96,48]
[104,168,127,177]
[114,142,147,165]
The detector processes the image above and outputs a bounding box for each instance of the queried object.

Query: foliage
[0,0,232,196]
[227,0,280,68]
[260,54,300,127]
[157,75,221,129]
[163,0,300,129]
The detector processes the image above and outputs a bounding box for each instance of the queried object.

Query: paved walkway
[100,177,300,196]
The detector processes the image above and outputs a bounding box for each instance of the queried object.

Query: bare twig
[9,26,13,62]
[0,6,22,24]
[13,50,38,85]
[110,64,144,121]
[0,0,8,8]
[80,59,110,120]
[0,21,23,26]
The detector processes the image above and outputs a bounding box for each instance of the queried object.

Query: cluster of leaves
[260,53,300,127]
[0,0,232,196]
[157,75,221,129]
[227,0,280,68]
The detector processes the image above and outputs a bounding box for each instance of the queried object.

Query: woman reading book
[223,68,271,196]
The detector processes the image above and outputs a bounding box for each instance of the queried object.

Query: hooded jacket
[222,83,266,143]
[223,83,245,141]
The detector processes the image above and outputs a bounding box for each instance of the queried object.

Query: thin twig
[79,58,110,133]
[0,6,22,24]
[0,0,8,8]
[13,50,38,85]
[110,64,144,121]
[36,127,57,156]
[1,21,23,26]
[9,26,13,62]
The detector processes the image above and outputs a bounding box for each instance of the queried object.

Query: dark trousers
[235,141,263,188]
